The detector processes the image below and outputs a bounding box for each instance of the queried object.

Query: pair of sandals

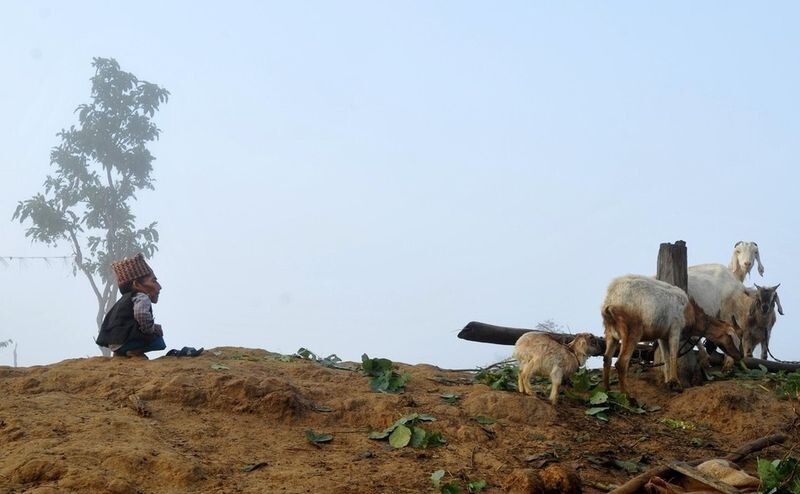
[165,346,204,357]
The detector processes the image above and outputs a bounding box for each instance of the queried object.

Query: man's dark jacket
[96,293,155,348]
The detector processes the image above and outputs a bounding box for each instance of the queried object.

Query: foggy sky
[1,1,798,369]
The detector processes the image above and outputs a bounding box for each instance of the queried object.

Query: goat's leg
[517,361,525,394]
[615,337,638,396]
[603,337,619,391]
[549,368,564,405]
[743,336,753,359]
[761,329,771,360]
[517,361,531,395]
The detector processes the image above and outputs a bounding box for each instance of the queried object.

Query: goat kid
[743,284,784,360]
[514,332,602,405]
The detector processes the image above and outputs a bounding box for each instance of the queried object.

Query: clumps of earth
[0,347,797,493]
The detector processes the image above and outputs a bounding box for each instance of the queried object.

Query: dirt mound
[0,348,797,493]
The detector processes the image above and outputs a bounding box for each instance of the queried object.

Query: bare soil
[0,347,797,493]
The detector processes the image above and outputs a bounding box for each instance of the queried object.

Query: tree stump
[655,240,699,386]
[656,240,687,292]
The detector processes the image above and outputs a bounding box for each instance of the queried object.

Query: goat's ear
[755,248,765,276]
[735,241,743,247]
[754,283,762,290]
[775,292,784,316]
[727,329,742,351]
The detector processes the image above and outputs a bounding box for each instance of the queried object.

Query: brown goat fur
[513,332,602,405]
[601,304,680,395]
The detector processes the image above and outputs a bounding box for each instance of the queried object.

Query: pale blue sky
[1,2,797,368]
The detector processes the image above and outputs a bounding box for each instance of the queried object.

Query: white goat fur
[729,241,764,281]
[514,332,598,405]
[687,266,753,369]
[602,275,689,394]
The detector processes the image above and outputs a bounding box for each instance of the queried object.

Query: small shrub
[361,354,410,393]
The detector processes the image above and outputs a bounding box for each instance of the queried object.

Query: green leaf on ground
[472,415,496,425]
[389,424,412,448]
[304,430,333,444]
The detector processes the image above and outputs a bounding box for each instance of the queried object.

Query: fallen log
[608,432,787,494]
[457,321,570,346]
[708,352,800,373]
[457,321,652,358]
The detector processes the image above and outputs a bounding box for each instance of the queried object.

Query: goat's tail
[601,305,618,327]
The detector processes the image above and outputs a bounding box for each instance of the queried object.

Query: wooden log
[457,321,570,346]
[708,352,800,372]
[457,321,655,358]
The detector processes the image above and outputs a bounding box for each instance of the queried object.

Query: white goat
[687,266,754,370]
[514,332,602,405]
[602,275,742,394]
[743,284,784,360]
[729,241,764,281]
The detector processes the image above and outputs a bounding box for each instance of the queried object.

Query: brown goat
[514,332,603,405]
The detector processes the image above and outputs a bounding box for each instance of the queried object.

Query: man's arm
[132,293,156,334]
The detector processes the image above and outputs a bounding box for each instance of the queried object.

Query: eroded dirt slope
[0,347,797,493]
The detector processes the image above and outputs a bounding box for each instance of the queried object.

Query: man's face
[134,274,162,303]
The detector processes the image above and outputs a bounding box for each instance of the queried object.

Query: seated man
[96,253,166,358]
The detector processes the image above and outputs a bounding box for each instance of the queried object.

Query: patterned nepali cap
[111,253,153,286]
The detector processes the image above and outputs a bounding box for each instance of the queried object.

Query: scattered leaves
[440,393,461,404]
[370,413,444,449]
[659,418,695,431]
[242,462,268,472]
[304,429,333,445]
[431,470,485,493]
[472,415,496,425]
[295,347,354,370]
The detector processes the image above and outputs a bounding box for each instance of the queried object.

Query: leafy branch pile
[361,354,410,393]
[474,362,519,391]
[566,368,648,421]
[368,413,445,449]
